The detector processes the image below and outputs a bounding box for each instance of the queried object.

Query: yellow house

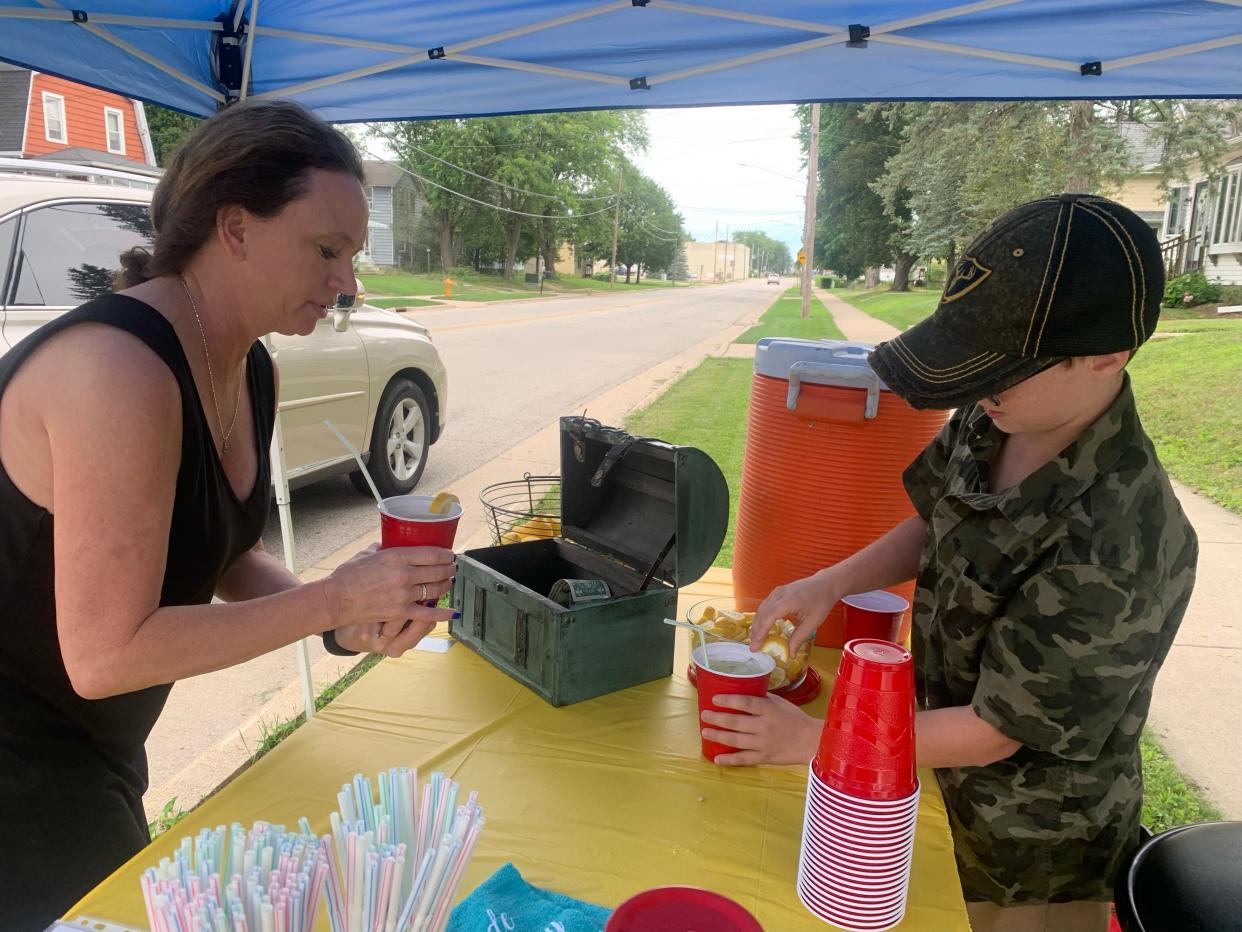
[682,240,753,282]
[1112,122,1242,283]
[522,241,585,277]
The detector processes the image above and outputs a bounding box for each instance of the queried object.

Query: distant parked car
[0,169,448,496]
[767,272,781,284]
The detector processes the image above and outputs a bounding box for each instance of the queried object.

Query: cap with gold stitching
[868,193,1164,410]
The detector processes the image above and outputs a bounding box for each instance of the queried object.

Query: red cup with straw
[692,641,776,763]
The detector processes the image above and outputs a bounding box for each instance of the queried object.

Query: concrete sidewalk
[819,287,1242,819]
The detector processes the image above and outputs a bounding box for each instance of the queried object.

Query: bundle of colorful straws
[138,768,485,932]
[140,821,329,932]
[323,768,486,932]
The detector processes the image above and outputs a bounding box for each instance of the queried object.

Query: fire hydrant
[443,276,454,298]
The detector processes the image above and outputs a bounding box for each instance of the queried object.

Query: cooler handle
[786,361,880,420]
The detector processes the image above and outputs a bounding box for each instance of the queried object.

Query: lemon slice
[428,491,460,515]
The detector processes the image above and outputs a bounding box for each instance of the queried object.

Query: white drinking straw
[662,618,714,671]
[324,419,383,506]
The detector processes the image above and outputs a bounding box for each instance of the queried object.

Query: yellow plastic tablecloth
[68,587,969,932]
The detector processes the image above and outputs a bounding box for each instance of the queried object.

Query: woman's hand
[701,693,822,766]
[749,571,841,654]
[322,543,456,657]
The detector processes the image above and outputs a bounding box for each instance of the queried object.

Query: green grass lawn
[736,286,846,343]
[369,297,442,309]
[626,349,1223,832]
[834,288,938,330]
[360,271,539,302]
[836,289,1242,514]
[1130,319,1242,514]
[625,358,752,567]
[546,275,682,292]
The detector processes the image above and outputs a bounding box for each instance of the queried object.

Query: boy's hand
[701,693,821,766]
[749,572,840,654]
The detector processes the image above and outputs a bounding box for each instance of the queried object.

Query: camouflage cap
[869,193,1165,409]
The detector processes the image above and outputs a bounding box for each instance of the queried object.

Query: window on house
[1211,169,1241,246]
[1164,186,1187,240]
[104,108,125,155]
[365,186,374,209]
[42,92,67,144]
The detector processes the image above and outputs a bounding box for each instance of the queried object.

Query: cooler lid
[559,417,728,588]
[754,338,892,420]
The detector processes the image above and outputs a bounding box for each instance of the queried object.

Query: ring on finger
[419,583,428,601]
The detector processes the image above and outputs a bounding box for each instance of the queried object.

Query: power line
[372,127,615,203]
[361,149,616,221]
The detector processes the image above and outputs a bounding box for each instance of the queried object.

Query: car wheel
[351,378,430,498]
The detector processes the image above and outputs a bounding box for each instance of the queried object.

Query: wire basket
[479,474,562,546]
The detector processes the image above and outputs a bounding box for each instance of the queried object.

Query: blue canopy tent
[2,0,1239,712]
[0,1,1240,120]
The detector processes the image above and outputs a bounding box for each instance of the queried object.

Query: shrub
[1218,284,1242,307]
[1163,270,1223,308]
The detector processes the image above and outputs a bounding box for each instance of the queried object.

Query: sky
[633,104,807,254]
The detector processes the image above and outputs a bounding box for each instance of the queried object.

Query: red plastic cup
[606,887,762,932]
[379,494,463,549]
[814,639,916,800]
[693,642,776,763]
[842,591,909,644]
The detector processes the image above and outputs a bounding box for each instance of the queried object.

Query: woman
[0,100,455,928]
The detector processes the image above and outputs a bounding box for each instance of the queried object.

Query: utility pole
[801,102,821,319]
[724,225,730,281]
[711,220,719,284]
[609,166,624,290]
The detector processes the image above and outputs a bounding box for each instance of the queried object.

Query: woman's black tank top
[0,293,274,800]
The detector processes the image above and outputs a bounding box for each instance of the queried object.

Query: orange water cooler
[733,339,950,647]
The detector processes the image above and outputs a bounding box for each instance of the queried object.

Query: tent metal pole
[450,53,629,86]
[255,53,426,100]
[446,0,627,55]
[0,7,222,30]
[254,26,422,54]
[263,336,316,722]
[873,34,1081,73]
[31,0,224,101]
[652,1,845,35]
[1107,33,1242,72]
[875,0,1023,36]
[239,0,260,100]
[650,33,848,86]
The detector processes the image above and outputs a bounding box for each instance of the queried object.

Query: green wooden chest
[449,417,729,706]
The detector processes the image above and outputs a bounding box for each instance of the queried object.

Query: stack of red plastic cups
[798,639,919,931]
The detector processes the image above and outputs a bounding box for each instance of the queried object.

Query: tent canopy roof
[1,1,1240,122]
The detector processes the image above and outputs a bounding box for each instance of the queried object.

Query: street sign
[797,248,806,265]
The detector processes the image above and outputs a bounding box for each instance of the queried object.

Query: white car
[767,272,781,284]
[0,171,447,496]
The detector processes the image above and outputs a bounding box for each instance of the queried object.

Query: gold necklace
[179,275,243,455]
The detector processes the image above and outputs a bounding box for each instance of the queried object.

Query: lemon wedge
[428,491,460,515]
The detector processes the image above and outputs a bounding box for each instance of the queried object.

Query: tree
[732,230,791,275]
[376,111,645,278]
[871,100,1242,275]
[801,104,915,288]
[378,120,489,273]
[143,104,199,165]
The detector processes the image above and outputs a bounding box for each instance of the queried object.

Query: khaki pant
[966,900,1111,932]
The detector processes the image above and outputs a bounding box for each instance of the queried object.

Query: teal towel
[447,863,611,932]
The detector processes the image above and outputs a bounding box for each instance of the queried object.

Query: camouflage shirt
[903,374,1198,906]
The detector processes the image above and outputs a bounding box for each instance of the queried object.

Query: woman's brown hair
[117,99,364,287]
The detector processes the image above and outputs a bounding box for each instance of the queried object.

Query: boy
[703,194,1198,932]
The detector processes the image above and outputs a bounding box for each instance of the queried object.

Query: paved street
[143,280,777,811]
